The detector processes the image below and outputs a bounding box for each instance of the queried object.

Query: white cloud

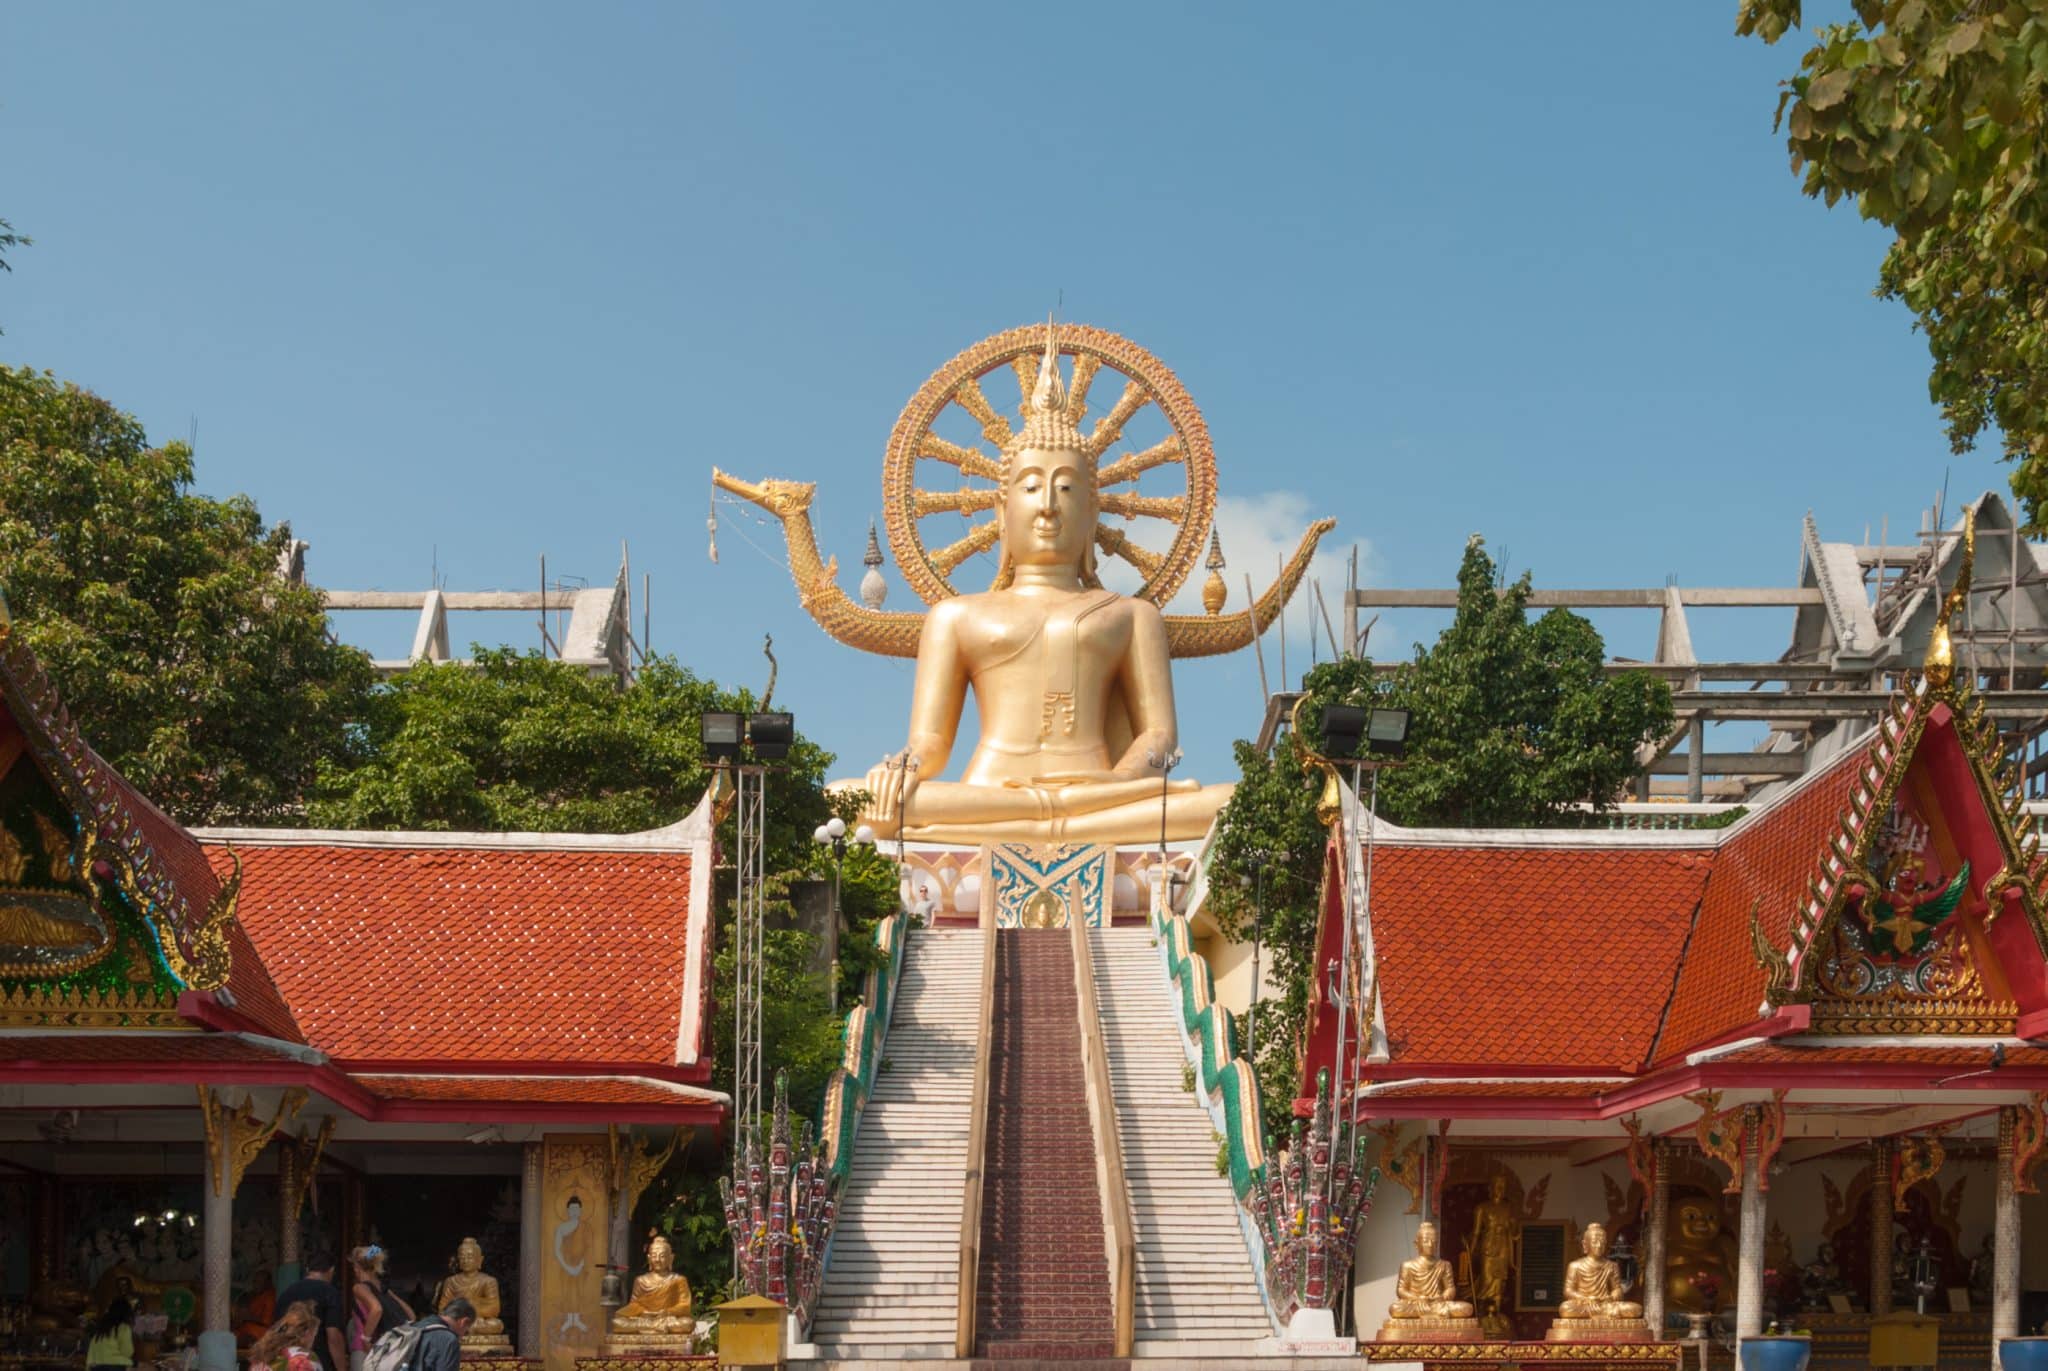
[1097,489,1371,660]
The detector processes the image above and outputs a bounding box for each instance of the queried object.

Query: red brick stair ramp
[973,929,1118,1361]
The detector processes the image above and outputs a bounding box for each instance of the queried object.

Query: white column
[520,1142,543,1358]
[1735,1108,1765,1342]
[1996,1107,2021,1365]
[199,1126,236,1371]
[1643,1140,1669,1337]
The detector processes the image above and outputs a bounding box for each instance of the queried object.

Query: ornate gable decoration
[0,613,235,994]
[1755,511,2044,1035]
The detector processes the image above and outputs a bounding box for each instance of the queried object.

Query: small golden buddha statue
[435,1238,509,1352]
[1378,1222,1480,1342]
[1466,1172,1520,1337]
[1547,1222,1649,1343]
[1665,1195,1736,1313]
[603,1235,700,1353]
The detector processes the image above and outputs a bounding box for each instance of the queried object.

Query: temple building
[0,616,721,1371]
[1279,504,2048,1368]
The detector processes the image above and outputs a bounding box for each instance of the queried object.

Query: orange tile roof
[1368,844,1713,1072]
[1651,748,1865,1065]
[0,1034,295,1064]
[358,1074,714,1106]
[1361,1080,1621,1099]
[211,841,704,1071]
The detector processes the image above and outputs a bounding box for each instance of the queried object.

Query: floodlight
[748,712,795,761]
[1366,707,1411,759]
[700,711,744,763]
[1320,704,1367,759]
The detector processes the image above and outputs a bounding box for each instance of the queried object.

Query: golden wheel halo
[881,323,1218,607]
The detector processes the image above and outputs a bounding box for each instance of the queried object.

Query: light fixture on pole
[1146,746,1183,911]
[812,815,870,1010]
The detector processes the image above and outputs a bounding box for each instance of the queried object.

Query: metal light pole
[1147,746,1183,912]
[813,816,874,1009]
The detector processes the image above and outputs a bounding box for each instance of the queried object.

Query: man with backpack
[360,1298,474,1371]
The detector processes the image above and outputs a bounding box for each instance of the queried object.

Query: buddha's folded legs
[864,778,1229,843]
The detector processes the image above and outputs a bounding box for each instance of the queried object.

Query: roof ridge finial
[1925,506,1975,689]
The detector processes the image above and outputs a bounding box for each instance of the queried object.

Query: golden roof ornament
[1202,528,1228,616]
[1924,507,1975,690]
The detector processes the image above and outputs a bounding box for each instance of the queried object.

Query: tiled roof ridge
[1640,865,1714,1070]
[191,800,712,853]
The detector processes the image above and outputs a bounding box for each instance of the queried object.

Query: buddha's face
[1583,1224,1609,1259]
[646,1237,673,1274]
[458,1241,481,1274]
[1674,1200,1719,1245]
[1003,447,1096,571]
[1489,1174,1509,1202]
[1416,1223,1439,1259]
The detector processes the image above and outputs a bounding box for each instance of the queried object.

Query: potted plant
[1740,1320,1812,1371]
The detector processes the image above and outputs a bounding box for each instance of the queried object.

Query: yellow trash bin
[715,1295,786,1368]
[1868,1310,1940,1367]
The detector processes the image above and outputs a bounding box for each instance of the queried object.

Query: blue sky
[0,3,1985,784]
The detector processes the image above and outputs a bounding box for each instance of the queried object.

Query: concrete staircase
[975,930,1116,1360]
[808,925,983,1360]
[1092,925,1274,1357]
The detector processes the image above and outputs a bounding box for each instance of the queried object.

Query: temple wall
[1194,931,1276,1019]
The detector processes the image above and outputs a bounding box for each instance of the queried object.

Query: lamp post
[1147,746,1183,913]
[812,816,875,1009]
[1238,847,1286,1059]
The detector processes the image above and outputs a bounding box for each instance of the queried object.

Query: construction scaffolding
[1323,489,2048,804]
[279,541,652,683]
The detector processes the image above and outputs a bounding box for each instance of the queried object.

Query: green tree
[1737,1,2048,527]
[1205,536,1673,1135]
[0,217,26,333]
[0,365,375,823]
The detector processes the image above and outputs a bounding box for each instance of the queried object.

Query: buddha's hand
[862,752,921,824]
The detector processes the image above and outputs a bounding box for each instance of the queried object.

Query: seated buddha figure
[605,1235,697,1349]
[1549,1223,1648,1342]
[1665,1195,1736,1313]
[860,326,1233,846]
[1380,1222,1479,1340]
[434,1238,508,1350]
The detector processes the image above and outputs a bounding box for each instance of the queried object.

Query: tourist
[408,1297,475,1371]
[346,1246,412,1371]
[248,1303,321,1371]
[277,1252,347,1371]
[85,1297,133,1371]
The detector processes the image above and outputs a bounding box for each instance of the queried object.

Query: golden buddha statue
[1466,1172,1520,1337]
[603,1235,699,1353]
[1665,1195,1736,1314]
[712,322,1337,849]
[1547,1222,1649,1343]
[1379,1222,1480,1342]
[857,327,1232,845]
[434,1238,509,1351]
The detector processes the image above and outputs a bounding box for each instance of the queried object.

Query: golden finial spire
[1925,506,1975,689]
[1009,315,1085,455]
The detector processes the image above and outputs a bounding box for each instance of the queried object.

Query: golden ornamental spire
[1011,317,1085,455]
[1925,507,1976,690]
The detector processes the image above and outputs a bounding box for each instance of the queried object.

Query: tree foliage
[1738,0,2048,528]
[1206,536,1672,1136]
[0,217,25,333]
[0,366,375,823]
[1312,535,1676,828]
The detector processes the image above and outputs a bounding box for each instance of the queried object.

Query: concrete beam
[1346,588,1823,610]
[1647,753,1807,777]
[325,590,581,612]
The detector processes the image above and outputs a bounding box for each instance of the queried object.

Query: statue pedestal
[599,1330,701,1358]
[459,1336,514,1357]
[1378,1316,1483,1343]
[1546,1316,1652,1343]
